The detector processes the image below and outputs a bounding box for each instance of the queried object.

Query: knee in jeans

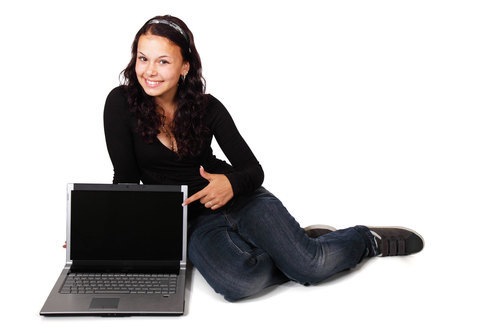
[217,271,270,302]
[284,258,341,286]
[219,284,257,302]
[192,250,284,302]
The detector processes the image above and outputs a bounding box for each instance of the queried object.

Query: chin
[142,88,161,97]
[140,85,162,97]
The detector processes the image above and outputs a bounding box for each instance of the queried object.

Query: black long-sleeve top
[103,86,264,218]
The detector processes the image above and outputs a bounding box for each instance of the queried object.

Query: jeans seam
[223,211,238,231]
[223,229,250,256]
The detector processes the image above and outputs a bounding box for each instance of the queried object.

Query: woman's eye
[159,60,170,65]
[138,56,147,62]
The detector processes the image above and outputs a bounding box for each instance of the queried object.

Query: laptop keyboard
[59,273,178,295]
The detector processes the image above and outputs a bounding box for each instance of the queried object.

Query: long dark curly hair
[121,15,208,159]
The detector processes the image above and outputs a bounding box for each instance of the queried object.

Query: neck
[155,85,178,112]
[155,97,177,120]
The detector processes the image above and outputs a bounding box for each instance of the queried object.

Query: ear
[182,61,190,76]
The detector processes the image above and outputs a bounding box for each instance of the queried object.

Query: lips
[144,78,163,88]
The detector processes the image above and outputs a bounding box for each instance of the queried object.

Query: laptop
[40,183,188,316]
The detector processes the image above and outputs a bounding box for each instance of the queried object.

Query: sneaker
[304,224,337,238]
[369,227,424,256]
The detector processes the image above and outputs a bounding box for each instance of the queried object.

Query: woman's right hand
[182,166,234,210]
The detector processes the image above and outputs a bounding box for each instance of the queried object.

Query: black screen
[70,190,183,261]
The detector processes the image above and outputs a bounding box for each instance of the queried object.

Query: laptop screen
[70,188,183,263]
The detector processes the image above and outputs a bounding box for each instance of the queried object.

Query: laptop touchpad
[89,298,120,309]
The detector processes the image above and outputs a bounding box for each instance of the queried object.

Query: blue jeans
[188,187,378,301]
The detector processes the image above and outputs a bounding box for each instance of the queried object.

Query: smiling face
[135,33,190,105]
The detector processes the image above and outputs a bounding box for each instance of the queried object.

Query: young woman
[104,15,424,301]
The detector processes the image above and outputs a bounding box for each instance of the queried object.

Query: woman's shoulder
[106,85,128,104]
[204,93,221,108]
[202,94,240,133]
[203,94,231,119]
[104,85,130,118]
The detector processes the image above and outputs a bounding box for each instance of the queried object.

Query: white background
[1,0,499,331]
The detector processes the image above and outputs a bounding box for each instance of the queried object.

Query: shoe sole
[303,224,337,232]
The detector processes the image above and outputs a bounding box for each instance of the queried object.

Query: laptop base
[40,267,186,316]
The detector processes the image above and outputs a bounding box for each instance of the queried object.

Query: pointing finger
[182,188,207,206]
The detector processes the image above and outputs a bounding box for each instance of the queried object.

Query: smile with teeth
[144,78,164,88]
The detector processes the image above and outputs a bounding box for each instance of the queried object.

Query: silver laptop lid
[66,183,188,272]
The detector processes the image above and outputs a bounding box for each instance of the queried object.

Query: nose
[146,62,157,76]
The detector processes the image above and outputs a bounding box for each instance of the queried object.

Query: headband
[148,19,191,47]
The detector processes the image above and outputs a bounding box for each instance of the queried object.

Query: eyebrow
[138,51,172,59]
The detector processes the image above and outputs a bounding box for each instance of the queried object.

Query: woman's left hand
[182,166,234,210]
